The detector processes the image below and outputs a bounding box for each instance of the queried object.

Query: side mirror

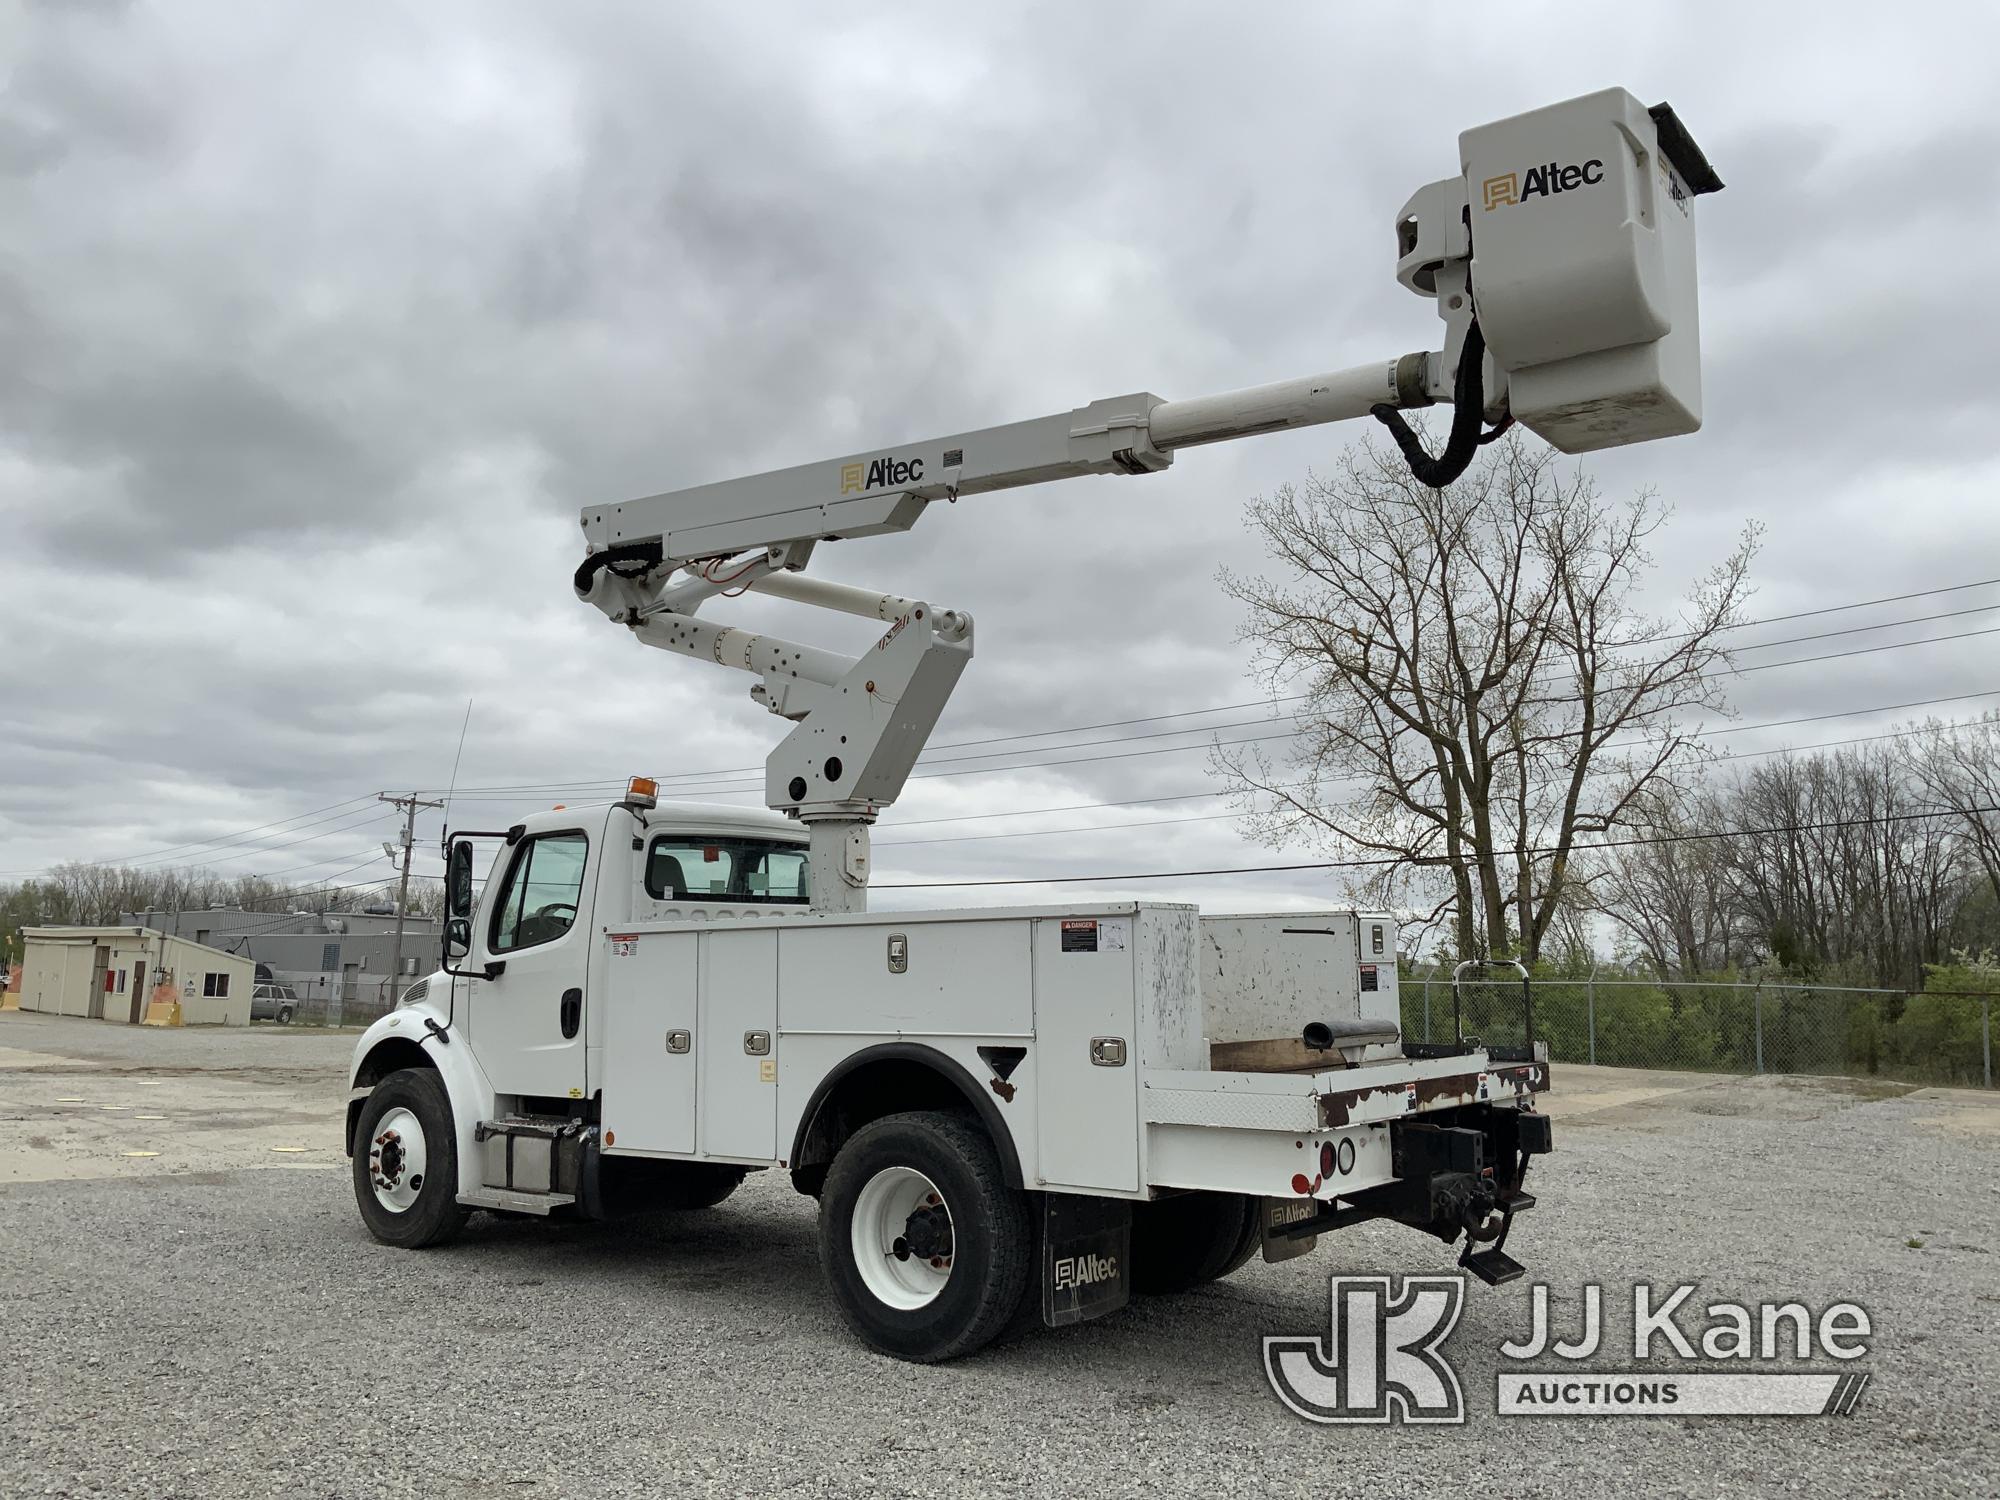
[447,840,475,919]
[444,916,471,963]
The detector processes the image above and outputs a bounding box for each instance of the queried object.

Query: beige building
[17,926,254,1026]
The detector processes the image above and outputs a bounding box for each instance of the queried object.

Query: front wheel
[818,1111,1032,1362]
[351,1068,468,1249]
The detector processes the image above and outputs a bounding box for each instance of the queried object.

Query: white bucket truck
[346,88,1721,1361]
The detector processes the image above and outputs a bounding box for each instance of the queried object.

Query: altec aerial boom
[574,87,1721,912]
[343,87,1725,1365]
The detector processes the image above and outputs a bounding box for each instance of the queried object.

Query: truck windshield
[646,836,809,905]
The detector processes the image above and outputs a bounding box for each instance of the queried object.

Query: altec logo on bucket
[1481,157,1605,210]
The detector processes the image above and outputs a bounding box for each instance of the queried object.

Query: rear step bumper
[1264,1101,1552,1283]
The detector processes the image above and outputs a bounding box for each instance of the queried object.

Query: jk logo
[1264,1275,1466,1424]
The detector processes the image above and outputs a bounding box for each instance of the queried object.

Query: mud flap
[1260,1196,1320,1264]
[1042,1193,1131,1327]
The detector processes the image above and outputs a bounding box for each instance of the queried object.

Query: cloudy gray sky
[4,1,1997,916]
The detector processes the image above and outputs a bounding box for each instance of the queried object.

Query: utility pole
[379,792,444,1007]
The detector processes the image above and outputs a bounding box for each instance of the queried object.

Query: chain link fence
[1400,971,1995,1090]
[263,979,400,1029]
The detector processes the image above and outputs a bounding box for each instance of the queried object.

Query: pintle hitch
[1456,1106,1552,1285]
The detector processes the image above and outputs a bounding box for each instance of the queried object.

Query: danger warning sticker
[1060,917,1130,953]
[1060,919,1098,953]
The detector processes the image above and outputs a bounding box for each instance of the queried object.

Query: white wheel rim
[851,1166,954,1310]
[367,1106,429,1214]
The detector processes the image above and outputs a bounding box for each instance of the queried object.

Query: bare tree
[1716,743,1961,986]
[1906,711,2000,912]
[1591,789,1741,975]
[1,862,428,962]
[1216,432,1757,962]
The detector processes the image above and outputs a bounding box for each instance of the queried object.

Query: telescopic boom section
[577,362,1415,573]
[574,87,1720,912]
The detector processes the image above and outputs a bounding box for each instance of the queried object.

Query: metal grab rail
[1451,958,1535,1060]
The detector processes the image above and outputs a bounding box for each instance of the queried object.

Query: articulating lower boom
[574,87,1720,912]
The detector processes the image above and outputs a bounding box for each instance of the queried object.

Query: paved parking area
[2,1011,1995,1498]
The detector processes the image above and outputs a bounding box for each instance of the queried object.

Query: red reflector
[703,846,721,862]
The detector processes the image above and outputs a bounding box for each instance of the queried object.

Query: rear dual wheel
[1129,1191,1260,1295]
[818,1111,1032,1363]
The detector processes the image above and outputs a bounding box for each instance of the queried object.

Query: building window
[203,973,230,998]
[321,943,340,971]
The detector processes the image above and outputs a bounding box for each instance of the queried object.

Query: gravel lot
[3,1010,1996,1499]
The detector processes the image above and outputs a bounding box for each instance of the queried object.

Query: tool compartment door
[1031,915,1139,1193]
[599,931,698,1154]
[698,929,778,1160]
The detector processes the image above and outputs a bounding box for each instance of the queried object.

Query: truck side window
[645,838,810,905]
[491,831,589,953]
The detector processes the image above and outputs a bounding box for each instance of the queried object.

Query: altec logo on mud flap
[1053,1253,1118,1292]
[840,455,925,494]
[1481,157,1605,209]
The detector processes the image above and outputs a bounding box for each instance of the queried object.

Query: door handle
[665,1029,691,1054]
[559,987,582,1039]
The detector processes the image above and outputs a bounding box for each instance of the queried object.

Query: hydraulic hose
[573,540,665,596]
[1370,320,1491,490]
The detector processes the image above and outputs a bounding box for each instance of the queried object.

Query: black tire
[1215,1198,1264,1279]
[276,1005,294,1025]
[819,1110,1032,1363]
[1129,1191,1259,1295]
[351,1068,468,1249]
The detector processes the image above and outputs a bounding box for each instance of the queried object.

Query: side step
[1461,1246,1526,1285]
[458,1186,577,1216]
[472,1114,587,1211]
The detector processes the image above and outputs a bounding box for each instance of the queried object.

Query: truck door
[467,826,594,1101]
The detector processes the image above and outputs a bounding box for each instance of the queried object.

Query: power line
[1727,624,2000,676]
[1727,600,2000,653]
[0,793,381,878]
[417,575,2000,799]
[1689,575,2000,637]
[114,810,399,874]
[422,621,2000,803]
[873,719,1974,850]
[14,578,1989,877]
[862,691,2000,832]
[433,684,2000,809]
[871,804,2000,889]
[20,586,1989,880]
